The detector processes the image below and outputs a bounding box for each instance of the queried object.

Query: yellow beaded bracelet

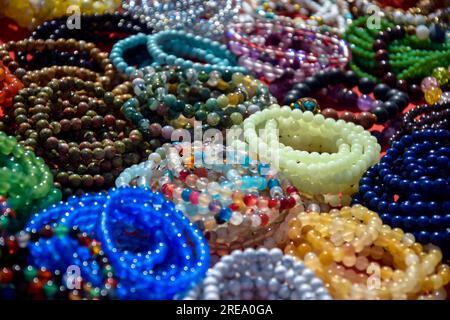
[284,205,450,300]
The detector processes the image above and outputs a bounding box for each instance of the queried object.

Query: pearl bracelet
[285,205,450,300]
[184,248,332,300]
[239,106,381,204]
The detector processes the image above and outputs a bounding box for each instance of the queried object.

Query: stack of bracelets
[344,17,450,97]
[238,106,381,205]
[350,0,449,26]
[0,63,23,123]
[420,65,450,104]
[226,20,350,100]
[285,205,450,300]
[116,143,328,254]
[185,248,332,300]
[110,32,247,78]
[352,129,450,258]
[7,76,151,198]
[0,132,61,223]
[284,68,411,130]
[25,187,210,299]
[390,102,450,143]
[0,0,121,29]
[251,0,353,34]
[122,0,241,40]
[121,66,276,138]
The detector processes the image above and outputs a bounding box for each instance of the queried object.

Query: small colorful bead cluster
[285,205,450,300]
[421,65,450,104]
[185,248,332,300]
[226,20,350,99]
[25,187,210,299]
[0,63,23,121]
[0,132,61,221]
[239,106,381,204]
[353,129,450,257]
[122,67,275,138]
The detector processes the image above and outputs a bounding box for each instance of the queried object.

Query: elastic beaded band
[226,20,349,100]
[0,132,61,221]
[285,205,450,300]
[115,142,321,254]
[8,77,151,198]
[122,67,275,137]
[420,65,450,105]
[352,129,450,257]
[25,187,210,299]
[184,248,332,300]
[239,106,381,204]
[0,62,23,121]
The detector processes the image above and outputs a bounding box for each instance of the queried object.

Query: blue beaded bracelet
[25,187,210,299]
[352,129,450,256]
[111,31,247,77]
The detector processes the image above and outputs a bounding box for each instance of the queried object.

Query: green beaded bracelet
[0,131,61,222]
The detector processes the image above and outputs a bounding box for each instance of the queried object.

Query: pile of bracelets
[0,62,23,122]
[7,76,151,198]
[185,248,332,300]
[390,102,450,142]
[25,187,210,299]
[284,68,411,130]
[285,205,450,299]
[344,17,450,95]
[239,106,381,204]
[115,143,325,254]
[122,0,241,40]
[420,65,450,104]
[226,20,350,99]
[111,31,247,78]
[121,66,276,138]
[0,132,61,222]
[0,0,121,29]
[352,129,450,257]
[250,0,353,34]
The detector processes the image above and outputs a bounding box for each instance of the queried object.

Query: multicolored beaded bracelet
[25,187,210,299]
[185,248,332,300]
[238,106,381,205]
[8,76,151,198]
[420,65,450,105]
[116,143,326,254]
[285,205,450,300]
[122,66,275,138]
[0,132,62,222]
[226,20,350,100]
[352,129,450,258]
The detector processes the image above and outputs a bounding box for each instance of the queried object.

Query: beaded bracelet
[185,248,332,300]
[284,68,411,129]
[420,65,450,104]
[352,129,450,257]
[250,0,353,34]
[390,102,450,142]
[0,225,117,300]
[0,39,122,90]
[285,205,450,300]
[8,77,151,198]
[122,67,275,138]
[30,12,154,44]
[116,142,326,253]
[344,17,450,94]
[0,132,61,222]
[0,0,121,29]
[25,187,210,299]
[0,62,23,120]
[110,31,246,78]
[122,0,241,41]
[239,106,381,204]
[226,20,350,100]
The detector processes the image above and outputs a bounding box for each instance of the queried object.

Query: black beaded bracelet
[284,68,410,127]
